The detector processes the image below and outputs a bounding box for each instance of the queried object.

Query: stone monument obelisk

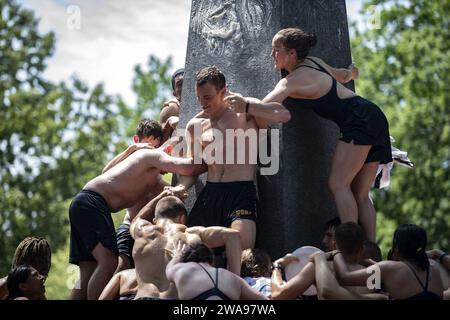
[178,0,354,258]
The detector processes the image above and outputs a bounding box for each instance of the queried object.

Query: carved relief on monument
[191,0,275,57]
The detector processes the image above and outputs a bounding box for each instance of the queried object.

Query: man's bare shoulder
[163,98,180,108]
[186,112,208,129]
[166,222,187,233]
[160,101,180,124]
[193,111,209,119]
[119,148,159,168]
[193,111,208,120]
[132,147,161,159]
[161,100,180,114]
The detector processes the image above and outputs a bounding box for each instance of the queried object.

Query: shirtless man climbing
[68,135,202,300]
[101,119,168,273]
[169,65,291,250]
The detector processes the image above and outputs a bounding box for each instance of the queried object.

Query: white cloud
[21,0,191,105]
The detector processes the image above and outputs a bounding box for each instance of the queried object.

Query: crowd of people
[1,28,448,300]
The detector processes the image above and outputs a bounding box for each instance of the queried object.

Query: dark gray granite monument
[178,0,354,258]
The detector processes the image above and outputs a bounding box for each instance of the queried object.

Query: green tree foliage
[121,55,172,137]
[0,0,187,291]
[0,0,118,274]
[351,0,450,253]
[0,0,174,291]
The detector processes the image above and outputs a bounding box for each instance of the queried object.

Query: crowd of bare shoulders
[1,28,449,301]
[1,220,449,300]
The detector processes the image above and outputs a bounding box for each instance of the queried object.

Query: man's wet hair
[7,264,34,299]
[335,222,365,256]
[241,248,272,278]
[135,119,163,141]
[11,237,51,276]
[195,65,226,91]
[181,243,214,265]
[171,68,184,91]
[154,196,187,220]
[324,217,341,230]
[363,240,383,262]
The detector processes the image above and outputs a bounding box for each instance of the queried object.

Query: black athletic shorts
[116,222,135,267]
[187,181,257,228]
[69,189,118,265]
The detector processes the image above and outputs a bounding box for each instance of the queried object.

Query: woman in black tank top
[166,242,267,300]
[226,28,392,242]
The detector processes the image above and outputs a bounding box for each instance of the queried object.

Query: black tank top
[283,57,359,127]
[401,262,442,300]
[191,264,232,300]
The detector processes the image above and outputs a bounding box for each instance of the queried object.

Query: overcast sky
[20,0,364,105]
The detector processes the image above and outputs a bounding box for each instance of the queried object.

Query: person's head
[195,65,226,116]
[391,224,429,270]
[133,119,163,146]
[335,222,365,262]
[363,240,383,262]
[240,248,272,278]
[7,265,46,300]
[171,68,184,101]
[181,243,214,265]
[154,196,187,225]
[271,28,317,70]
[322,217,341,251]
[11,237,51,277]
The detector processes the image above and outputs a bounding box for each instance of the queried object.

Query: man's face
[322,226,337,252]
[135,135,161,148]
[173,75,183,101]
[196,83,226,115]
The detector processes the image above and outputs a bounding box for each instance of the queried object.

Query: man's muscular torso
[191,108,258,182]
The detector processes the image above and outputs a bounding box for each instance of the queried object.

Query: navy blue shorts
[69,190,118,265]
[187,181,257,228]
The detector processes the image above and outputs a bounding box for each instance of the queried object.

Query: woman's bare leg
[328,141,371,224]
[350,162,379,241]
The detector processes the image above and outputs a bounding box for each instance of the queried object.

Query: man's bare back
[84,148,194,212]
[132,219,203,299]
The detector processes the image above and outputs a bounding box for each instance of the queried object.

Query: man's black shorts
[69,189,118,265]
[116,222,135,267]
[187,181,257,228]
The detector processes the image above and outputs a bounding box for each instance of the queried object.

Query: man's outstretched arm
[148,149,205,176]
[270,255,314,300]
[224,85,291,129]
[187,226,242,275]
[103,143,153,173]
